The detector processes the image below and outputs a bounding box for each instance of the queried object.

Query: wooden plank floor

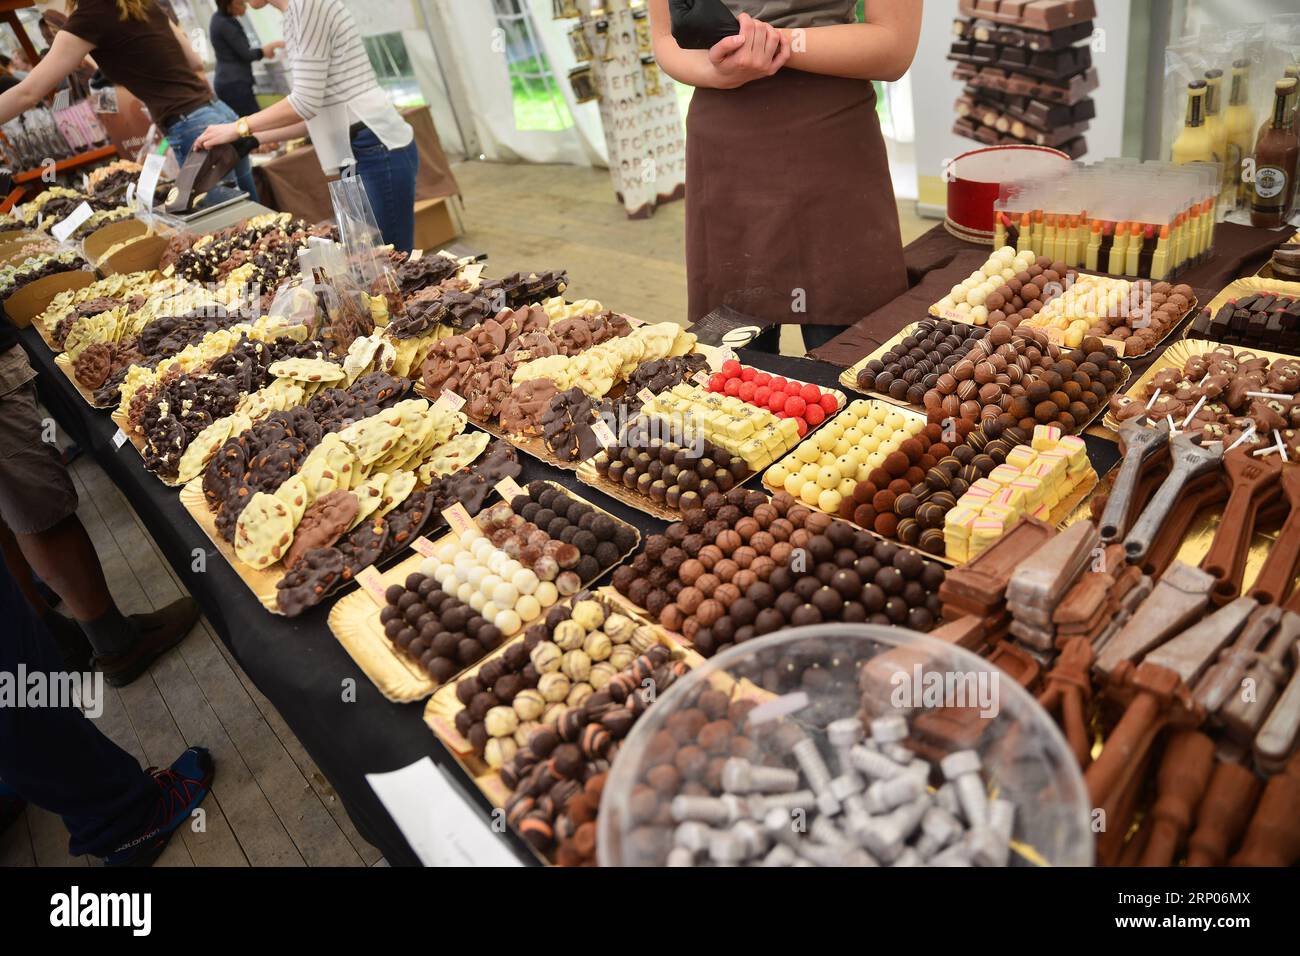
[0,452,382,868]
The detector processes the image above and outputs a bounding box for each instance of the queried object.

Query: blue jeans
[352,127,419,252]
[166,100,258,205]
[0,560,156,857]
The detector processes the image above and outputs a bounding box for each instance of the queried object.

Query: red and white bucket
[944,145,1071,244]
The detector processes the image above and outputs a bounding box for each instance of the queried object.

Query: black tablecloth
[18,327,858,866]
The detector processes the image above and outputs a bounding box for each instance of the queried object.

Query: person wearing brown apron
[651,1,921,354]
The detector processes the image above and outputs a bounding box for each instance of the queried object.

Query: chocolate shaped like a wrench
[1245,466,1300,606]
[1099,420,1170,545]
[1200,447,1283,605]
[1123,436,1224,565]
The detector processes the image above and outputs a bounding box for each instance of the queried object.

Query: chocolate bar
[949,38,1092,82]
[954,16,1093,51]
[954,62,1099,105]
[959,0,1097,30]
[951,117,1088,156]
[964,85,1095,128]
[955,94,1092,143]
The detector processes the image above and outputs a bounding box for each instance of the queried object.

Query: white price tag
[434,390,465,415]
[136,153,165,215]
[112,428,128,449]
[591,418,618,449]
[51,202,93,243]
[367,758,524,868]
[409,249,424,262]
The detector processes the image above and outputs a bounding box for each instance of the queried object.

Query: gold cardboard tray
[327,548,443,703]
[323,480,641,691]
[1103,338,1298,431]
[421,590,702,864]
[840,321,1129,434]
[180,477,281,611]
[3,270,96,329]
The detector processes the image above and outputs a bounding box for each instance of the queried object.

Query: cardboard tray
[840,320,1129,435]
[1182,276,1300,351]
[1104,338,1299,431]
[53,352,114,408]
[419,589,703,865]
[327,481,642,701]
[2,270,96,329]
[83,217,150,264]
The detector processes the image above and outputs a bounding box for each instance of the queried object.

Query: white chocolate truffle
[512,688,545,721]
[485,705,518,737]
[552,619,586,651]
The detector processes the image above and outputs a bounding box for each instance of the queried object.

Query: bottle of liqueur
[1250,79,1299,228]
[1222,59,1255,207]
[1172,80,1214,166]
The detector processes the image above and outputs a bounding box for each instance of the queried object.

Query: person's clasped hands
[708,13,790,89]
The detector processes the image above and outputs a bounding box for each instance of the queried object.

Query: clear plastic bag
[265,272,324,340]
[296,235,375,354]
[327,172,404,316]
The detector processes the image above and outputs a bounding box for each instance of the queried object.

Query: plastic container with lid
[598,624,1092,867]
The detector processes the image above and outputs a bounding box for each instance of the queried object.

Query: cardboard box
[414,196,462,252]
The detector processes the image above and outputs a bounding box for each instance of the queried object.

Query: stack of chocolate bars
[949,0,1097,159]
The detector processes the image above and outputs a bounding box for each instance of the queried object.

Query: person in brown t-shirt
[0,0,258,201]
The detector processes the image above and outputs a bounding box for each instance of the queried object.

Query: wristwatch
[236,117,251,138]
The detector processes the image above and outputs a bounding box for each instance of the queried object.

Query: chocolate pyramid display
[948,0,1097,159]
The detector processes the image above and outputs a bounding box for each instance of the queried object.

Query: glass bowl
[598,623,1092,866]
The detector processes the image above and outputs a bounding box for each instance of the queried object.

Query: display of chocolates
[1266,244,1300,281]
[921,323,1121,434]
[949,0,1097,157]
[1189,290,1300,352]
[640,383,801,473]
[854,319,990,406]
[379,568,507,685]
[703,359,840,436]
[944,425,1093,561]
[591,420,747,513]
[765,400,926,517]
[1108,345,1300,455]
[451,595,656,762]
[932,247,1069,327]
[0,249,89,297]
[612,488,947,658]
[499,482,640,588]
[1023,274,1195,354]
[848,418,1030,556]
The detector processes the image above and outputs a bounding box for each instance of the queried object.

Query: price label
[495,475,523,501]
[125,182,137,208]
[1044,327,1066,347]
[112,428,128,449]
[591,418,618,449]
[434,390,465,414]
[636,388,656,406]
[409,249,424,262]
[709,347,737,371]
[411,535,437,558]
[693,369,712,386]
[136,153,165,216]
[461,263,484,286]
[51,202,93,243]
[356,565,388,606]
[1099,336,1126,357]
[442,502,475,537]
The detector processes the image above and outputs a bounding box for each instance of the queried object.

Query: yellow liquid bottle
[1204,69,1231,203]
[1223,60,1255,208]
[1172,81,1214,166]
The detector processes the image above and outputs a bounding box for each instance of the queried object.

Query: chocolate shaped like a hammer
[1254,639,1300,773]
[1200,446,1283,605]
[1185,760,1261,866]
[1245,466,1300,606]
[1193,604,1285,718]
[1094,562,1215,680]
[1123,435,1224,565]
[1143,596,1258,686]
[1037,637,1093,767]
[1138,730,1216,867]
[1099,420,1170,545]
[1230,752,1300,867]
[1222,611,1300,745]
[1085,660,1204,812]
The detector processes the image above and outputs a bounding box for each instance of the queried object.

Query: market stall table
[16,325,854,866]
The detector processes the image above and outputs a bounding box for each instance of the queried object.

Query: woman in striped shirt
[195,0,420,250]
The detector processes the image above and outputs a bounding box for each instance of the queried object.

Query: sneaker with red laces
[104,746,215,867]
